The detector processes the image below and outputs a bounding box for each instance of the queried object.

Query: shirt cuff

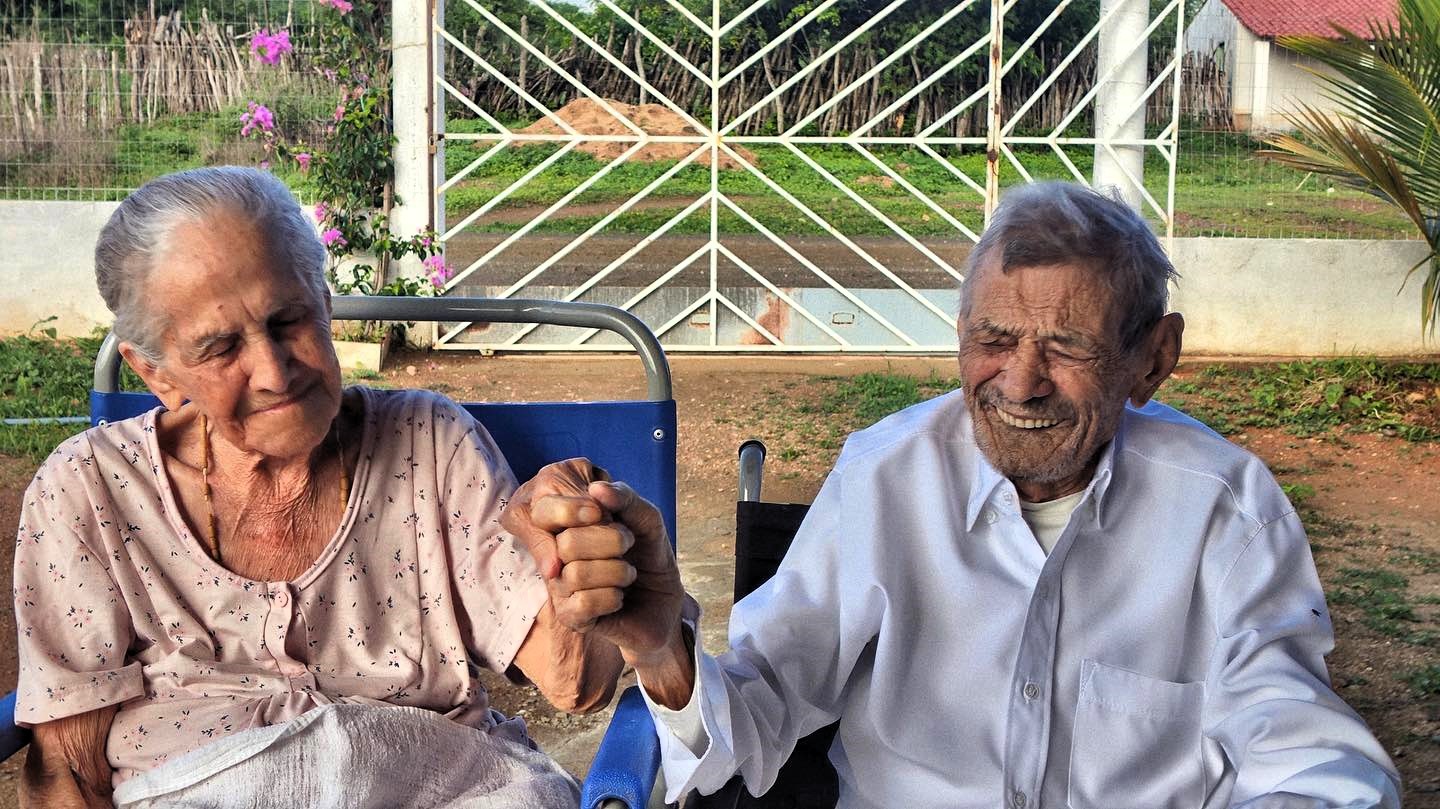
[638,622,706,758]
[638,594,719,801]
[16,661,144,727]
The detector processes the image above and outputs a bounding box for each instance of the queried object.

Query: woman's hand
[21,706,118,809]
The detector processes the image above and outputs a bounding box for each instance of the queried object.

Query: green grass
[3,105,313,200]
[1279,482,1316,506]
[441,141,1017,237]
[1390,548,1440,573]
[438,126,1414,239]
[1328,567,1431,643]
[0,332,145,463]
[1158,359,1440,441]
[1170,130,1412,239]
[5,111,1417,240]
[1402,665,1440,697]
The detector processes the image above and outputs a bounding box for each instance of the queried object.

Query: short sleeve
[438,408,548,674]
[13,447,142,726]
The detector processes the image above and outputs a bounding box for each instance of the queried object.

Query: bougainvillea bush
[242,0,453,304]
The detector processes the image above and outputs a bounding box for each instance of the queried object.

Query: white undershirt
[1019,490,1085,555]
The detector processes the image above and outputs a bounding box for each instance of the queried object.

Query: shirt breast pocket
[1067,658,1205,809]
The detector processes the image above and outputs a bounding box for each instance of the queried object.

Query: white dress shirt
[646,391,1400,809]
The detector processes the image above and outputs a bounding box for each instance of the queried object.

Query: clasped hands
[503,460,694,706]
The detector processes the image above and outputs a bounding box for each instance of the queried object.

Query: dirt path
[0,353,1436,806]
[444,230,973,289]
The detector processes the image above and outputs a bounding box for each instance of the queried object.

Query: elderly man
[509,181,1401,808]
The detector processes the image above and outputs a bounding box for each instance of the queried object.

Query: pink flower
[419,234,432,248]
[314,202,328,223]
[295,152,312,171]
[258,159,270,170]
[323,0,353,13]
[239,102,274,137]
[249,29,292,65]
[333,104,346,123]
[422,254,453,288]
[321,228,347,248]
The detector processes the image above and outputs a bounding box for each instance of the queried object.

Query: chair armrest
[579,686,661,809]
[0,691,32,762]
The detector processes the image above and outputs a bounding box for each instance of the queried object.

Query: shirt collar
[963,406,1131,531]
[964,448,1008,531]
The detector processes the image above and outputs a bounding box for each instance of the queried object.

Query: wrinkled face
[957,260,1148,500]
[136,209,340,460]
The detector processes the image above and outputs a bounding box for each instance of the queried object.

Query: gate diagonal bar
[425,0,1181,352]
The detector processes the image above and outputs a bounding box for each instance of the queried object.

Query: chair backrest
[90,297,678,544]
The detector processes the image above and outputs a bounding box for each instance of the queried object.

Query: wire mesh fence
[0,0,333,200]
[0,0,1418,241]
[1176,0,1413,240]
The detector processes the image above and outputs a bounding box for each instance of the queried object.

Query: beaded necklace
[198,413,349,563]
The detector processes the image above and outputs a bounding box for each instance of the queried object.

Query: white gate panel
[425,0,1182,352]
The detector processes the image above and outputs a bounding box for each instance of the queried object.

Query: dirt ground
[0,353,1436,806]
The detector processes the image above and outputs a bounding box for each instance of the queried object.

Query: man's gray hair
[95,166,328,364]
[960,181,1177,349]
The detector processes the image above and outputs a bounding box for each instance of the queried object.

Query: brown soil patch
[520,98,757,168]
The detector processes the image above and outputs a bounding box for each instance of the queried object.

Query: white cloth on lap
[112,703,580,809]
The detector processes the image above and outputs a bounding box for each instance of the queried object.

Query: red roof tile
[1221,0,1398,38]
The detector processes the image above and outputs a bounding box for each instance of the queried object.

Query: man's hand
[552,482,684,661]
[504,460,694,708]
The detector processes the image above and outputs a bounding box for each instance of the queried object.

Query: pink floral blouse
[13,387,548,785]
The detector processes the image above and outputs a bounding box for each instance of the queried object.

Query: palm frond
[1265,107,1428,231]
[1278,0,1440,205]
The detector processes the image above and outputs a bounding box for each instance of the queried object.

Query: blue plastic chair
[2,297,667,809]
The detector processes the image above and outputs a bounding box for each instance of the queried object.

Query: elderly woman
[12,166,622,808]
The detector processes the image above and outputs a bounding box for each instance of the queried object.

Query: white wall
[1170,236,1433,355]
[1184,0,1235,56]
[0,200,118,338]
[1260,51,1346,131]
[1199,15,1349,134]
[1,201,1435,356]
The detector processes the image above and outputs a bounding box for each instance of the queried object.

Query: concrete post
[391,0,434,286]
[1250,37,1271,133]
[1093,0,1149,209]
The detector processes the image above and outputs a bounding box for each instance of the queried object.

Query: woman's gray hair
[960,181,1178,350]
[95,166,328,364]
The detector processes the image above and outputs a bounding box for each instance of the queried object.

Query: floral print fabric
[13,387,548,785]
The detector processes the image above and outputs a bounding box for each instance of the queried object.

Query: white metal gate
[423,0,1184,352]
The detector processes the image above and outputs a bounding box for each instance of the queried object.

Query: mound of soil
[520,98,757,168]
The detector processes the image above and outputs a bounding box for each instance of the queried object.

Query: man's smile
[993,406,1061,430]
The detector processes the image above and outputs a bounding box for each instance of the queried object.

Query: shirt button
[1011,789,1027,809]
[1003,492,1016,506]
[273,590,289,607]
[984,509,998,525]
[1023,682,1040,700]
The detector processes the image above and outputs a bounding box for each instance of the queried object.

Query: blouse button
[273,589,289,607]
